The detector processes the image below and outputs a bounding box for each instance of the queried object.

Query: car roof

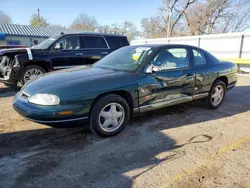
[131,44,202,49]
[61,32,127,37]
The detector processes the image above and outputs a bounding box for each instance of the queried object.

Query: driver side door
[138,47,195,112]
[50,35,85,70]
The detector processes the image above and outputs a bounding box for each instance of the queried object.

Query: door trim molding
[53,65,80,69]
[192,92,209,100]
[135,92,209,113]
[139,96,193,112]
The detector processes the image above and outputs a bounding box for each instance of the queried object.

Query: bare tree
[97,25,111,33]
[159,0,197,36]
[71,13,98,31]
[184,0,250,35]
[220,0,250,32]
[0,10,12,24]
[111,21,139,41]
[141,16,167,38]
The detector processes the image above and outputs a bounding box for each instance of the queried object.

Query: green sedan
[13,44,238,137]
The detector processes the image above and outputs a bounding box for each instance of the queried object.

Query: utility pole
[167,1,172,38]
[37,9,40,26]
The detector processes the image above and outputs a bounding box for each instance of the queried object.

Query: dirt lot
[0,76,250,188]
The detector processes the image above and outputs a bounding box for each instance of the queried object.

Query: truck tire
[20,65,46,86]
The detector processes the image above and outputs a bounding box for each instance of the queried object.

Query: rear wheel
[20,65,46,86]
[206,80,226,109]
[89,94,130,137]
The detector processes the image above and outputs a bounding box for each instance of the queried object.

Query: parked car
[0,33,129,87]
[13,44,238,137]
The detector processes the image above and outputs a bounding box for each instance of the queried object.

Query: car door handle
[101,52,109,55]
[75,53,83,56]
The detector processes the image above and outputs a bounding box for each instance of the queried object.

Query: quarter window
[105,36,129,49]
[193,49,206,66]
[81,36,108,49]
[152,48,189,70]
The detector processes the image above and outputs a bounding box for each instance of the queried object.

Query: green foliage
[29,14,49,27]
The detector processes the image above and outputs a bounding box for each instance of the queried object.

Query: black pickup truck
[0,33,129,87]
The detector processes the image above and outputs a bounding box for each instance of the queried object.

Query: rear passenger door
[80,36,111,65]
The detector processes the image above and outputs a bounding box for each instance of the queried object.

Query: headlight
[28,94,60,106]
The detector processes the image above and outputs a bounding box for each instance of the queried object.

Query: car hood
[0,47,44,56]
[0,48,28,55]
[22,66,138,99]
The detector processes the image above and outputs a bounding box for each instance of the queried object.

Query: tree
[97,25,111,33]
[141,16,167,38]
[119,21,139,41]
[141,0,250,37]
[71,13,98,31]
[158,0,197,37]
[0,10,12,24]
[184,0,250,35]
[30,14,49,27]
[220,0,250,33]
[141,0,197,38]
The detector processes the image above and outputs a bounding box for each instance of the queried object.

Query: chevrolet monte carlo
[13,44,238,137]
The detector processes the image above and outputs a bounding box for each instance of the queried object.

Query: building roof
[0,23,83,37]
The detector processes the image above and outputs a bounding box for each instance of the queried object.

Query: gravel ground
[0,76,250,188]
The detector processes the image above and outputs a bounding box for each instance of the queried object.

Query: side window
[81,36,108,49]
[193,49,206,66]
[152,48,189,70]
[105,36,129,49]
[55,36,80,50]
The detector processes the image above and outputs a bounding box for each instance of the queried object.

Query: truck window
[80,36,108,49]
[105,36,129,49]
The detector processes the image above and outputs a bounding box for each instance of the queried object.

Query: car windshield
[31,36,60,49]
[93,46,153,71]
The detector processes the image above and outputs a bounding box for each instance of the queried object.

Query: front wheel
[89,94,130,137]
[20,65,46,86]
[206,80,226,109]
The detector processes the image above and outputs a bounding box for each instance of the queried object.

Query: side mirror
[54,43,63,50]
[145,65,161,74]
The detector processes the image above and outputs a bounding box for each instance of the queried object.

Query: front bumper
[13,92,89,126]
[0,65,21,85]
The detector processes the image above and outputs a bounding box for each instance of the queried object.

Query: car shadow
[0,85,250,187]
[0,84,18,98]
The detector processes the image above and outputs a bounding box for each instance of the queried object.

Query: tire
[206,80,226,109]
[89,94,130,137]
[20,65,46,86]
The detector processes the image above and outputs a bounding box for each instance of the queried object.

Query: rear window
[105,36,129,49]
[80,36,108,49]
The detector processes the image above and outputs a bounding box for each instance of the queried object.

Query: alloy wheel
[211,85,224,106]
[98,103,125,132]
[23,69,43,83]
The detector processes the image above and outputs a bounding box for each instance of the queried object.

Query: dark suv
[0,33,129,87]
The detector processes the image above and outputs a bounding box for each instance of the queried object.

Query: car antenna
[61,32,64,35]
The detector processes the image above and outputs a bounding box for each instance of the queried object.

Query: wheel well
[91,90,134,117]
[216,76,228,87]
[22,61,48,72]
